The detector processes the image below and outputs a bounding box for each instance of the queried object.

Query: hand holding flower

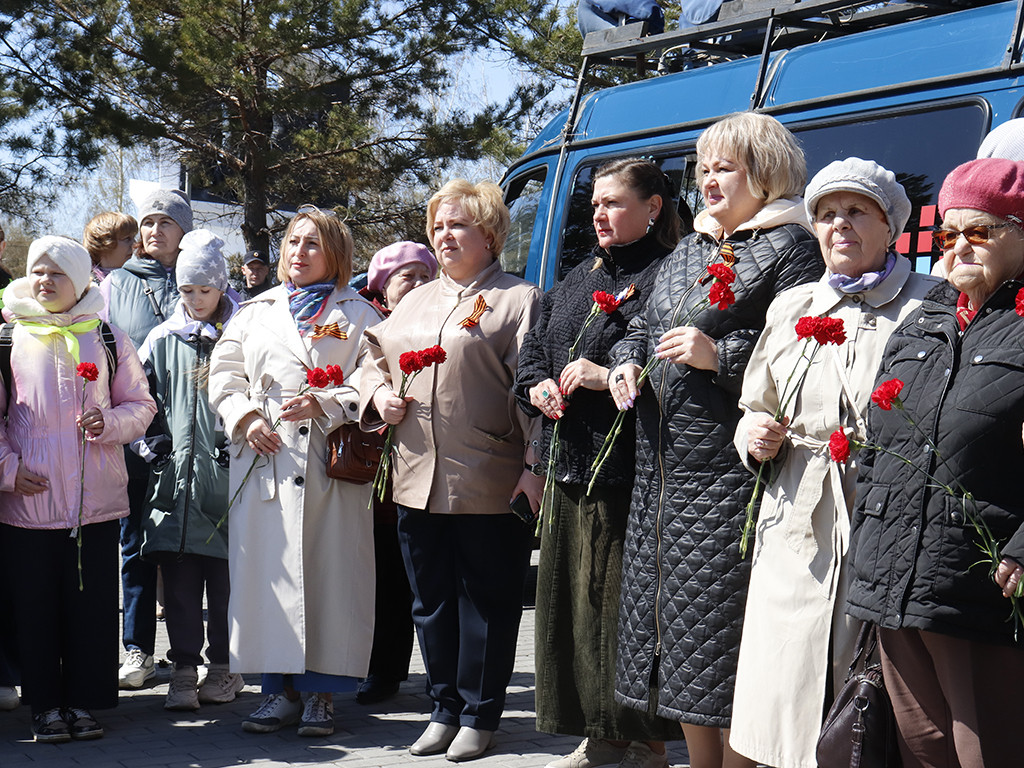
[372,386,411,425]
[279,393,324,422]
[655,326,719,371]
[559,358,609,395]
[242,413,282,455]
[530,378,564,419]
[76,407,105,438]
[995,557,1024,599]
[609,363,643,410]
[746,414,789,462]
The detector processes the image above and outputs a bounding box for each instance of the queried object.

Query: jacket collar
[122,254,173,280]
[602,231,670,276]
[258,284,368,369]
[694,196,813,239]
[2,277,106,325]
[808,253,914,315]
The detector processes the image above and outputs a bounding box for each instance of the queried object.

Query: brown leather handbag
[325,423,385,484]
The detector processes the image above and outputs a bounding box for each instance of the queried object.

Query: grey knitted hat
[978,118,1024,162]
[26,236,92,300]
[805,157,912,246]
[137,188,193,234]
[176,229,228,291]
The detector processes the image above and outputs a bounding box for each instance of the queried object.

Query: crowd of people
[0,111,1023,768]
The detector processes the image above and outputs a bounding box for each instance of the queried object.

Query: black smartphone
[509,491,537,524]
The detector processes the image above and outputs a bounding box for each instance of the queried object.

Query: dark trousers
[121,452,156,655]
[0,520,120,715]
[397,507,532,731]
[160,554,230,669]
[0,524,19,687]
[367,522,414,683]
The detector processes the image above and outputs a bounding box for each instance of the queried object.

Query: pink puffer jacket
[0,279,156,530]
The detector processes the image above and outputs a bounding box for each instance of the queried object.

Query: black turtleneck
[514,231,673,488]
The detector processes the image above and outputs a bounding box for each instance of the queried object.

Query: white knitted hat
[26,236,92,299]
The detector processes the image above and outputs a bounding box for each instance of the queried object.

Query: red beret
[938,157,1024,224]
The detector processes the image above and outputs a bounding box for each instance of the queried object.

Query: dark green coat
[140,328,229,560]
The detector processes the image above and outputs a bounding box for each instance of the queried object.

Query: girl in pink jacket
[0,237,155,743]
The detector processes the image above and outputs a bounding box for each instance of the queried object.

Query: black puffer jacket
[847,281,1024,646]
[612,215,823,725]
[514,233,671,488]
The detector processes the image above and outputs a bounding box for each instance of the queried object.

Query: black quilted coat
[611,219,823,726]
[514,233,671,488]
[847,281,1024,646]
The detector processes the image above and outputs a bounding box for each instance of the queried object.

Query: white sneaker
[118,648,155,689]
[617,743,668,768]
[242,693,302,733]
[164,666,200,711]
[198,664,244,704]
[297,693,334,737]
[0,685,19,711]
[545,738,629,768]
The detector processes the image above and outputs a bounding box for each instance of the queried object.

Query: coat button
[917,350,926,358]
[348,402,358,412]
[299,425,309,436]
[874,502,883,511]
[950,512,962,525]
[295,476,304,486]
[894,612,902,623]
[973,354,983,363]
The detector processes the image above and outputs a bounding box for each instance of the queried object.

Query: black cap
[244,250,270,266]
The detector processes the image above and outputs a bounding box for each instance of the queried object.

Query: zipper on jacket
[178,342,203,555]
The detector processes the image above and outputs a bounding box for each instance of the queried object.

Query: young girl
[0,236,155,742]
[136,229,242,711]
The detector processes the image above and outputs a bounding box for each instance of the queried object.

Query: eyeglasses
[932,223,1012,250]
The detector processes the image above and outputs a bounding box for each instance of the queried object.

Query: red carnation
[419,345,447,366]
[593,290,622,314]
[306,367,330,388]
[76,362,99,382]
[325,364,344,387]
[795,316,846,346]
[399,351,424,376]
[709,280,736,310]
[871,378,904,411]
[1016,287,1024,318]
[828,429,851,463]
[707,263,736,284]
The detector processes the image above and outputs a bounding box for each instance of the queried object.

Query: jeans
[120,451,157,655]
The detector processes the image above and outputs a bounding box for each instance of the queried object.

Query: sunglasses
[932,223,1012,250]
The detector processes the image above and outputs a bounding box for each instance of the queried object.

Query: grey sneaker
[198,664,244,704]
[118,648,155,689]
[617,743,668,768]
[297,693,334,737]
[545,738,629,768]
[242,693,302,734]
[165,666,200,711]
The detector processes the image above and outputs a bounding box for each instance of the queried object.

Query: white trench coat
[729,259,937,768]
[209,285,380,677]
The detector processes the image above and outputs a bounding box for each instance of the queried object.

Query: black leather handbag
[816,622,902,768]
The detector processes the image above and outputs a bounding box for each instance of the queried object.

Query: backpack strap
[0,323,13,400]
[100,322,118,386]
[142,284,165,321]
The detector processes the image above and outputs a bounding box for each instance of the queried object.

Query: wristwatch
[525,461,545,477]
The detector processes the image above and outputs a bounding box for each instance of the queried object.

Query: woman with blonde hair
[83,212,138,284]
[209,206,381,738]
[608,113,823,768]
[361,179,542,762]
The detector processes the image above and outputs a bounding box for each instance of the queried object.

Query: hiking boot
[62,707,104,740]
[164,666,200,711]
[297,692,334,737]
[32,708,70,743]
[241,693,302,733]
[198,664,244,704]
[545,738,629,768]
[118,648,155,689]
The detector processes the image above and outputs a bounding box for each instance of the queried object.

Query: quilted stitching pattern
[611,225,823,724]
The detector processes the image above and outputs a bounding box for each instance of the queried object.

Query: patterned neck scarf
[827,252,898,294]
[955,291,976,331]
[286,281,335,336]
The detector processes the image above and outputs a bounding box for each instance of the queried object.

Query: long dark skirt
[534,482,680,741]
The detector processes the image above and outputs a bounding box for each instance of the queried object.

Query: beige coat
[209,285,381,676]
[360,260,541,514]
[729,258,938,768]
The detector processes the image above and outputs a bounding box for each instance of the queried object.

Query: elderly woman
[846,158,1024,766]
[209,207,380,737]
[608,112,823,768]
[360,180,542,762]
[515,158,684,768]
[728,158,939,768]
[355,240,437,705]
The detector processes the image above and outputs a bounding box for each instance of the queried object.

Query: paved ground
[0,559,695,767]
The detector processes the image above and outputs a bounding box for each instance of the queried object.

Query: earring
[646,217,656,234]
